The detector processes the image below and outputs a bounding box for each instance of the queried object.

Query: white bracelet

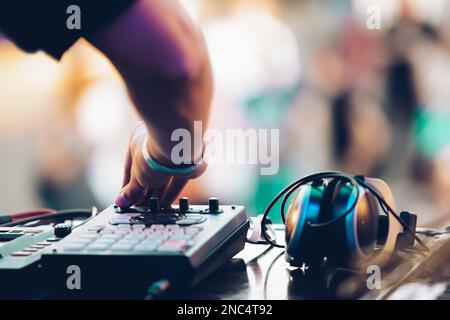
[142,137,202,175]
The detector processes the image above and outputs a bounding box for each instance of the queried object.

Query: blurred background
[1,0,450,227]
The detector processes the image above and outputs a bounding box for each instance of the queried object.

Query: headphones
[261,172,428,269]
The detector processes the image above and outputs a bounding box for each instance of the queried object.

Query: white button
[86,244,110,251]
[80,233,99,239]
[110,244,134,251]
[64,244,86,252]
[157,245,183,252]
[100,234,122,240]
[71,238,93,245]
[93,239,116,246]
[170,235,192,241]
[134,244,157,252]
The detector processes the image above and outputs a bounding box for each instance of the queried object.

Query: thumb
[115,176,147,207]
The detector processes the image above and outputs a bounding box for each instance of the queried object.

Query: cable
[260,171,429,253]
[0,209,56,224]
[263,251,284,300]
[0,209,92,227]
[353,176,429,252]
[144,279,171,300]
[260,172,356,247]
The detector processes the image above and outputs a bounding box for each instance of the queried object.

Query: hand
[114,122,206,208]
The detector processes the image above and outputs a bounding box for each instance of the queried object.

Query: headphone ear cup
[285,183,326,267]
[325,186,379,267]
[323,182,356,266]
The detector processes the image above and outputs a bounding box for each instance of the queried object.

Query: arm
[87,0,212,206]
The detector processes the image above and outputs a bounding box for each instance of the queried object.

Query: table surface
[188,227,450,300]
[188,227,350,300]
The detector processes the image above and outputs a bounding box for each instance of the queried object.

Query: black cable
[261,172,357,247]
[0,209,92,227]
[353,176,429,252]
[260,171,429,253]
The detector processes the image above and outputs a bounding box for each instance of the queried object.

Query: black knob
[209,197,219,213]
[54,223,72,238]
[149,197,161,212]
[179,197,189,213]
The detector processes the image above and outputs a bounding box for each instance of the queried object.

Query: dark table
[189,226,450,300]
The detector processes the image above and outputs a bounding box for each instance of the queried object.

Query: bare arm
[86,0,213,206]
[88,0,212,164]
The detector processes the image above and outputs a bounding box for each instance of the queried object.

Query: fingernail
[114,193,130,208]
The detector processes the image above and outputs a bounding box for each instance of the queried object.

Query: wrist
[142,137,202,175]
[145,139,175,168]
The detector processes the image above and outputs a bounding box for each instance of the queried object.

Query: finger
[136,177,171,207]
[115,175,147,207]
[153,177,173,199]
[160,177,189,207]
[135,188,152,207]
[122,147,133,188]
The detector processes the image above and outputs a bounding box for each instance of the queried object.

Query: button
[92,239,116,246]
[110,243,135,251]
[149,197,161,212]
[46,237,62,242]
[164,239,186,246]
[11,251,32,257]
[185,214,203,220]
[179,197,189,213]
[157,245,184,252]
[176,219,201,225]
[64,244,86,252]
[134,244,158,252]
[80,233,99,239]
[99,229,115,234]
[115,239,140,246]
[111,213,131,219]
[100,234,122,240]
[170,234,192,241]
[54,223,72,238]
[145,234,167,242]
[123,234,145,241]
[29,244,46,249]
[209,197,219,212]
[71,238,93,245]
[109,217,131,225]
[86,243,110,252]
[23,230,40,234]
[37,242,53,246]
[168,229,185,236]
[185,227,200,235]
[140,240,164,247]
